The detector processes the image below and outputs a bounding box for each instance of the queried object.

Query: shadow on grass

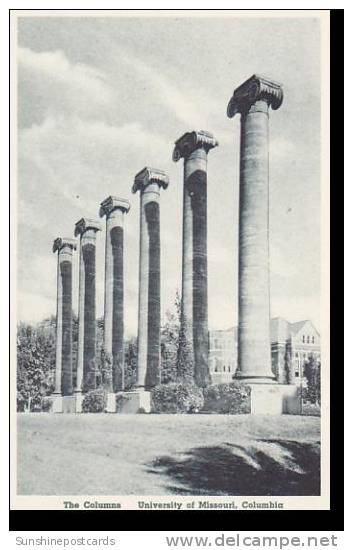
[147,439,320,496]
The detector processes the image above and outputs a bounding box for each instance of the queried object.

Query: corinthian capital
[132,167,169,194]
[172,130,218,162]
[52,238,77,254]
[227,74,283,118]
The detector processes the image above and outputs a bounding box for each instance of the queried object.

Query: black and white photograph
[10,9,331,512]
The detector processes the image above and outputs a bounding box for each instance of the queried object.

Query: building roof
[210,318,319,344]
[289,320,311,336]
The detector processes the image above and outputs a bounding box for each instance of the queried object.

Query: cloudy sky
[16,14,321,334]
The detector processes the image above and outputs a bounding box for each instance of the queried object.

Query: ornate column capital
[52,237,77,254]
[227,74,283,118]
[99,196,130,218]
[132,167,169,194]
[74,218,101,237]
[172,130,218,162]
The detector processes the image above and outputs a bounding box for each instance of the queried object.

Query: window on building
[214,366,218,373]
[312,336,315,343]
[307,335,310,344]
[223,366,226,372]
[295,352,299,358]
[302,335,305,343]
[228,366,231,372]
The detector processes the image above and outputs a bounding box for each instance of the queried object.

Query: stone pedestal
[62,395,76,414]
[74,391,84,413]
[173,131,218,387]
[132,167,169,392]
[51,393,63,413]
[100,196,130,392]
[248,384,301,415]
[106,392,117,413]
[116,390,151,414]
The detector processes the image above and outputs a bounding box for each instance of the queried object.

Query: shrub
[41,396,53,412]
[302,402,321,417]
[202,382,251,414]
[82,388,107,413]
[151,383,204,414]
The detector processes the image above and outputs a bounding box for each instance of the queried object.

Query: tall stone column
[227,74,283,384]
[52,238,76,413]
[173,131,218,387]
[74,218,101,399]
[99,196,130,398]
[132,167,169,396]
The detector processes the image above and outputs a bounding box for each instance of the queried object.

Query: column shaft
[237,101,273,381]
[61,255,73,395]
[181,160,194,351]
[54,254,63,394]
[174,131,217,388]
[75,243,85,393]
[188,149,209,387]
[111,217,125,392]
[103,215,114,363]
[137,183,161,389]
[82,230,97,391]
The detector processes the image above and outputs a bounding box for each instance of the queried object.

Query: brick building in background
[209,318,320,385]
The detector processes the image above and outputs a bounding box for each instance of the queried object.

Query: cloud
[18,115,170,211]
[18,291,54,324]
[18,47,113,126]
[118,49,220,130]
[17,114,171,328]
[19,46,112,104]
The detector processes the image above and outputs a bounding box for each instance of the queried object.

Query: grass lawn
[17,413,320,496]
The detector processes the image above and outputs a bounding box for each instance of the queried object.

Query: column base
[235,373,276,384]
[116,390,151,414]
[247,383,301,415]
[105,392,117,413]
[51,393,83,413]
[51,393,63,413]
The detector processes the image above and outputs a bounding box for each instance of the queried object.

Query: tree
[284,342,293,384]
[175,290,195,384]
[303,355,321,404]
[124,337,138,390]
[176,320,194,384]
[160,292,181,384]
[17,321,56,411]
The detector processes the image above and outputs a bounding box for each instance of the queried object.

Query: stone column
[74,219,101,400]
[227,74,283,384]
[99,197,130,402]
[52,238,76,413]
[132,167,169,403]
[173,131,218,387]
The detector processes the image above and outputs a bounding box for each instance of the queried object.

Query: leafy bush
[41,396,53,412]
[82,388,107,413]
[202,382,251,414]
[151,383,204,414]
[302,402,321,417]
